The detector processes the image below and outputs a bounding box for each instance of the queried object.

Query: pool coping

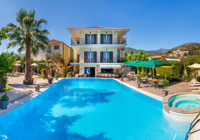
[163,92,200,114]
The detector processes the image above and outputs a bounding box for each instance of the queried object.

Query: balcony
[71,38,127,46]
[84,58,97,63]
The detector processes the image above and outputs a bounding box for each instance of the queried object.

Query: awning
[100,65,121,69]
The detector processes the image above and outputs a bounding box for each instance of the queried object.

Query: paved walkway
[0,74,49,103]
[121,78,192,97]
[0,74,55,116]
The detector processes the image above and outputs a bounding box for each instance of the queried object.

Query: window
[100,51,113,63]
[86,34,97,44]
[54,46,59,50]
[87,52,94,62]
[48,46,51,52]
[84,51,97,63]
[101,34,112,44]
[103,52,110,63]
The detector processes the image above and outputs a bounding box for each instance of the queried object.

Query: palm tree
[6,9,49,84]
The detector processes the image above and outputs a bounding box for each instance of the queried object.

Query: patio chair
[109,74,112,78]
[105,74,108,78]
[112,74,115,78]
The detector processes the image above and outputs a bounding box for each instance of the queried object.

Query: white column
[112,31,114,44]
[83,30,85,44]
[97,30,100,44]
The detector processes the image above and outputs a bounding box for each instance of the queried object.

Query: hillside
[162,42,200,56]
[172,43,200,51]
[124,47,168,56]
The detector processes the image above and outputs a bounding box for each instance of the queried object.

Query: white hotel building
[68,26,130,77]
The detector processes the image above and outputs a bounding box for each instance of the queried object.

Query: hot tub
[168,94,200,109]
[163,93,200,123]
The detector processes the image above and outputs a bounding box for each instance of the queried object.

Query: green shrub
[136,74,141,79]
[161,79,169,87]
[1,93,9,101]
[119,69,124,75]
[55,74,59,77]
[63,68,66,77]
[48,77,53,81]
[156,66,172,79]
[171,61,184,81]
[35,84,40,88]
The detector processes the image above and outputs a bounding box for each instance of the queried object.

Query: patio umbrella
[138,59,172,78]
[49,63,57,67]
[188,63,200,80]
[15,63,21,67]
[31,63,39,67]
[124,60,141,72]
[124,60,141,66]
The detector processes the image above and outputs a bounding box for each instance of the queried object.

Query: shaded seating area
[124,59,172,89]
[188,64,200,92]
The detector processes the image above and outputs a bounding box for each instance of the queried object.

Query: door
[90,67,95,77]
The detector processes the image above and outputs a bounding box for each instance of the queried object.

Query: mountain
[171,43,200,51]
[124,47,168,56]
[162,42,200,56]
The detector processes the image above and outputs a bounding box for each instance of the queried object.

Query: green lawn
[0,86,14,92]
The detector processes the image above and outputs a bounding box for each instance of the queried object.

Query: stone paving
[122,78,192,97]
[0,74,55,116]
[0,74,49,103]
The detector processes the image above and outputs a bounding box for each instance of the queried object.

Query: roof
[67,26,130,30]
[48,39,62,43]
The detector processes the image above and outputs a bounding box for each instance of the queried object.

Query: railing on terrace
[71,38,126,45]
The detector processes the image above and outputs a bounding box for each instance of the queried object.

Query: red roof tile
[48,39,62,43]
[68,26,129,30]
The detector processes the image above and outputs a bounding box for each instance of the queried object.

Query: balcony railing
[84,59,97,63]
[71,38,126,45]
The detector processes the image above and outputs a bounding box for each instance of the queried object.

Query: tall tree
[133,50,149,61]
[0,52,16,90]
[0,28,8,45]
[6,9,49,84]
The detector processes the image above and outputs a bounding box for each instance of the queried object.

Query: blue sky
[0,0,200,53]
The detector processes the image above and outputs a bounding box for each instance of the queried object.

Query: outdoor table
[141,77,148,84]
[150,79,160,87]
[150,79,160,82]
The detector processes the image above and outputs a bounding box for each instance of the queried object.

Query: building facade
[33,39,73,66]
[68,26,130,77]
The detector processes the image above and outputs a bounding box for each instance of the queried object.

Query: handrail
[190,113,200,128]
[186,119,200,137]
[186,113,200,139]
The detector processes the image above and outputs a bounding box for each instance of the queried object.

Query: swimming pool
[0,79,189,139]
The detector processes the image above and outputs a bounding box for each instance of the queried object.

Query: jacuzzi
[163,93,200,123]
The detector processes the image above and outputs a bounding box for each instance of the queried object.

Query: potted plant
[161,79,169,97]
[119,69,124,81]
[32,78,34,82]
[0,93,9,110]
[55,74,59,80]
[48,77,53,84]
[42,75,45,79]
[35,84,40,92]
[135,74,141,88]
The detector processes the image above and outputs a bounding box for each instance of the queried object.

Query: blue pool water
[0,79,189,140]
